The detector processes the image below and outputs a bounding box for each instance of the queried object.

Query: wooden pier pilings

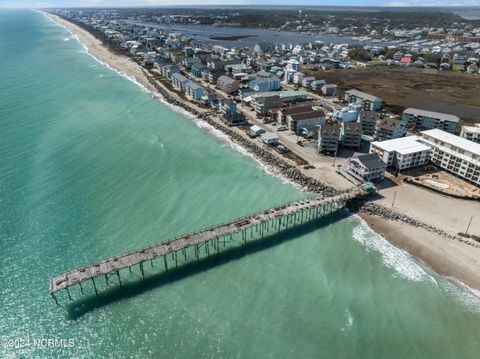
[49,189,363,303]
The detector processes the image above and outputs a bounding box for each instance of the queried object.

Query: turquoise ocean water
[1,10,480,358]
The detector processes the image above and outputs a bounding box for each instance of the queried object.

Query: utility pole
[391,191,397,207]
[466,216,473,235]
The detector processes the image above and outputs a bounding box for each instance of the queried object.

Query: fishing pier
[49,188,365,303]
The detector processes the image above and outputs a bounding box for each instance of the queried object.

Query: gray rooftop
[345,89,381,103]
[403,108,460,123]
[171,72,189,83]
[354,153,386,170]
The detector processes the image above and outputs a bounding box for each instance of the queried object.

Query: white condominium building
[460,124,480,144]
[370,136,431,171]
[419,129,480,186]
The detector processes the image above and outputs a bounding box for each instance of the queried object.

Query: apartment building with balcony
[402,108,459,134]
[419,129,480,186]
[370,136,431,171]
[344,89,382,111]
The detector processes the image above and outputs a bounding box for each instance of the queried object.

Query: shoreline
[43,11,480,293]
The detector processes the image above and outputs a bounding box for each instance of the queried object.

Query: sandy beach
[44,12,480,291]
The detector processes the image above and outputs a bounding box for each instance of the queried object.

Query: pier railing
[49,188,364,303]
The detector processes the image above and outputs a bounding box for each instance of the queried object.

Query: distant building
[420,129,480,186]
[292,72,304,85]
[370,136,431,171]
[335,103,362,123]
[191,63,209,78]
[309,79,326,92]
[302,76,316,88]
[359,111,378,136]
[402,108,459,134]
[460,124,480,144]
[321,84,337,97]
[318,123,340,154]
[254,42,275,54]
[202,69,222,84]
[375,117,406,141]
[344,89,382,111]
[217,75,240,94]
[342,122,362,148]
[286,59,300,72]
[249,77,281,92]
[183,56,201,69]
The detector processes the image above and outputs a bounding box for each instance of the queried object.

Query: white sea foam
[442,277,480,312]
[350,216,436,283]
[193,119,300,188]
[351,216,480,310]
[340,309,354,333]
[44,12,152,95]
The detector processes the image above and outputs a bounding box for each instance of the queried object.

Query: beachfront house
[248,125,265,138]
[186,82,205,102]
[341,153,386,183]
[261,132,279,145]
[161,64,180,80]
[171,73,190,92]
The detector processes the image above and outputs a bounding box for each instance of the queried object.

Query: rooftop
[217,75,237,84]
[462,125,480,134]
[187,82,204,91]
[421,129,480,157]
[354,153,386,170]
[289,110,325,121]
[345,89,381,103]
[371,136,431,155]
[171,72,189,82]
[403,108,460,123]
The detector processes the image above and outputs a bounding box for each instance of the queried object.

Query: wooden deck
[49,189,363,297]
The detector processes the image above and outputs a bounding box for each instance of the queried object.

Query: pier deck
[49,189,363,299]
